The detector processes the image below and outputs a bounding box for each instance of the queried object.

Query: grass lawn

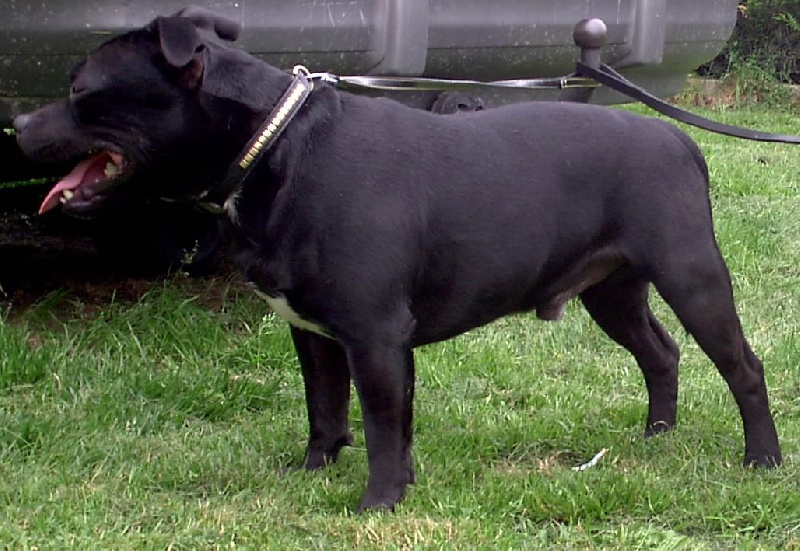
[1,104,800,549]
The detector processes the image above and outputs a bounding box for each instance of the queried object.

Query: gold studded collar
[196,65,314,214]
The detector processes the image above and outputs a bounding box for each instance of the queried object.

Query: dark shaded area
[0,210,156,309]
[0,186,227,313]
[0,134,71,183]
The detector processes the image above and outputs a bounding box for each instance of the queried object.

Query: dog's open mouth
[39,150,129,215]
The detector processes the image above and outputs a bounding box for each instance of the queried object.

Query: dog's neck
[194,67,315,214]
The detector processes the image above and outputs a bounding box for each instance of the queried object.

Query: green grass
[2,105,800,549]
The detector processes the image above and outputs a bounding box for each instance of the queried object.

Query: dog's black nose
[12,113,31,134]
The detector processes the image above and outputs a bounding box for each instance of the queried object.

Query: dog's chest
[250,285,330,337]
[226,215,331,337]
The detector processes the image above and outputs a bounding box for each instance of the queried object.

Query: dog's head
[13,6,291,216]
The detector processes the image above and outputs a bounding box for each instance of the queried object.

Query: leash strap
[576,62,800,144]
[310,72,600,92]
[314,66,800,144]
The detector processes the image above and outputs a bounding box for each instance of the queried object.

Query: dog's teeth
[59,196,68,204]
[62,189,74,200]
[104,162,118,177]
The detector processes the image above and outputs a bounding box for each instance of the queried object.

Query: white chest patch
[251,288,330,337]
[223,190,240,224]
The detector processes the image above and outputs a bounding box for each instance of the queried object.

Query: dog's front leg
[346,343,416,512]
[291,328,354,469]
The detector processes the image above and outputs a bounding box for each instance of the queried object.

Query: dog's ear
[156,16,201,67]
[155,16,205,89]
[174,6,242,41]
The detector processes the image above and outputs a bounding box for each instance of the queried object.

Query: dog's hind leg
[580,274,680,436]
[291,328,354,470]
[345,343,416,512]
[652,252,781,467]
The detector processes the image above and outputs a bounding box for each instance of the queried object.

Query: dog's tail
[658,121,710,186]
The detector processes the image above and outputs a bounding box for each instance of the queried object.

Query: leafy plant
[700,1,800,85]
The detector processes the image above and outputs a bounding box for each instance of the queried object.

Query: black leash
[575,62,800,144]
[310,65,800,145]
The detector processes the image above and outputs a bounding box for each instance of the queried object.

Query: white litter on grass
[572,448,609,472]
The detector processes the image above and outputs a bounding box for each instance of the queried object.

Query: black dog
[13,7,781,511]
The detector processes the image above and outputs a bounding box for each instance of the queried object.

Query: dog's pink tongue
[38,153,107,215]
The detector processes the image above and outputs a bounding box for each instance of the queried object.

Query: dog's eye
[70,85,87,96]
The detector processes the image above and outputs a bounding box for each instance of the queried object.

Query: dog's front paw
[643,420,673,438]
[356,462,415,513]
[743,452,782,469]
[357,485,407,513]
